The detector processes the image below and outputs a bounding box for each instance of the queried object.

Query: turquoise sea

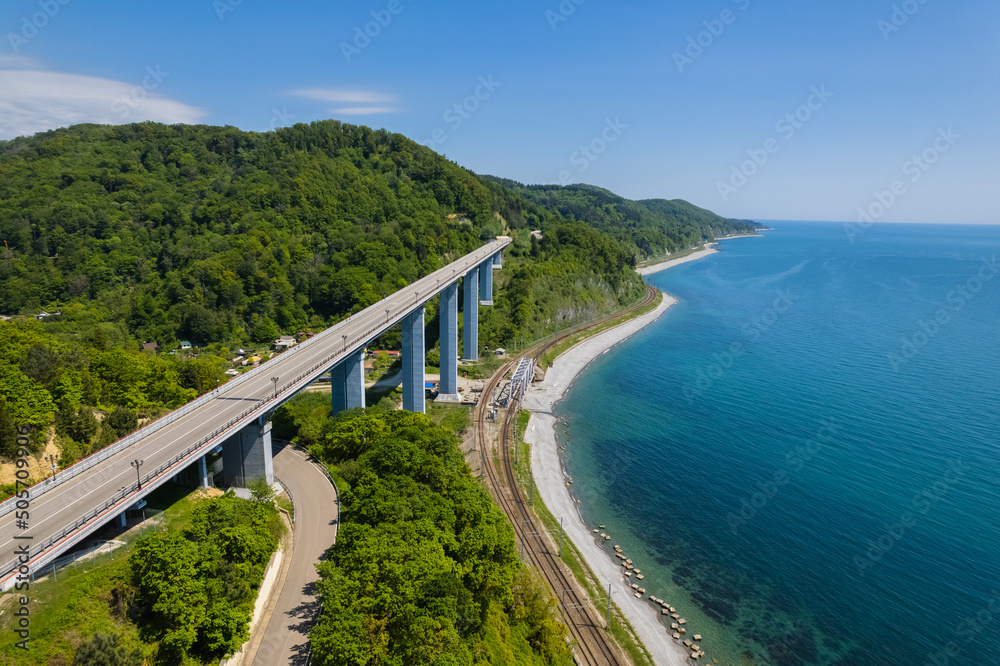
[557,222,1000,665]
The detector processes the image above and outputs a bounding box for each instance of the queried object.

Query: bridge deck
[1,239,508,585]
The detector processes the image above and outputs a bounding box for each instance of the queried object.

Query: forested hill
[485,179,757,259]
[0,121,643,340]
[0,121,647,458]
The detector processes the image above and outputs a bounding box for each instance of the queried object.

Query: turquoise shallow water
[557,222,1000,665]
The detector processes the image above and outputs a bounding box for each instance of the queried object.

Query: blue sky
[2,0,998,224]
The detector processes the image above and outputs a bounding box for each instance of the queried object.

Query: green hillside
[0,121,643,458]
[484,179,757,260]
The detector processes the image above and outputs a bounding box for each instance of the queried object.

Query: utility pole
[528,472,533,506]
[558,517,564,558]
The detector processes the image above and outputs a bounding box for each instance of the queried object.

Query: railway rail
[475,285,659,666]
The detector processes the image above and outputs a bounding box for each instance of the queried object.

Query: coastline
[638,233,763,277]
[523,292,689,666]
[636,244,718,277]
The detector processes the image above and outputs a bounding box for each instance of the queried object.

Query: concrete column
[331,350,365,415]
[199,454,209,488]
[480,258,494,305]
[463,268,479,361]
[118,512,127,529]
[222,417,274,486]
[345,349,366,410]
[492,251,502,269]
[402,307,425,413]
[437,283,460,402]
[330,363,347,415]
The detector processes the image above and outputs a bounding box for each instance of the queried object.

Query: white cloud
[290,88,394,104]
[329,106,399,116]
[290,88,399,114]
[0,69,206,140]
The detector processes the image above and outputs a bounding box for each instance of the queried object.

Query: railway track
[475,286,660,666]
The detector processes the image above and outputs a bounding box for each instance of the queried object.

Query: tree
[0,402,19,460]
[106,407,138,439]
[247,477,275,506]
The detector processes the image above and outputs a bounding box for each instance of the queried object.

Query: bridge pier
[493,251,502,269]
[480,257,494,305]
[331,349,365,415]
[463,268,479,360]
[222,416,274,486]
[118,513,126,529]
[199,454,209,488]
[402,306,426,413]
[436,283,461,402]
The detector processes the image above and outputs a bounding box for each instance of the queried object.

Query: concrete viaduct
[0,238,509,590]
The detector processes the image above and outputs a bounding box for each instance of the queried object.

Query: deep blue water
[557,222,1000,666]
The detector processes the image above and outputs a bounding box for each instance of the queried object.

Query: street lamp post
[271,376,279,399]
[46,454,60,480]
[131,459,144,490]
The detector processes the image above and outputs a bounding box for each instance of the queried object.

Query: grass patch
[276,494,294,519]
[426,403,472,435]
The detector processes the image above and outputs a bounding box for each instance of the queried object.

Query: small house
[180,341,192,350]
[273,336,297,351]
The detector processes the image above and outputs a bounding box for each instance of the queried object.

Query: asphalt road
[0,238,508,586]
[246,445,339,666]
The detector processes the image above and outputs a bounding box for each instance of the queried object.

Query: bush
[73,633,141,666]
